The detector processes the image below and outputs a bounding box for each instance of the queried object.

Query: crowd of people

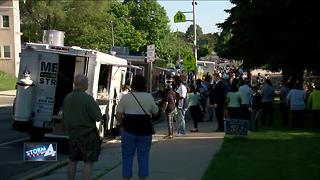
[160,67,320,136]
[61,70,320,180]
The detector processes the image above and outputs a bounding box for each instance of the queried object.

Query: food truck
[13,43,130,140]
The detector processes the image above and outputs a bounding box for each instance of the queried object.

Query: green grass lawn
[0,71,17,91]
[202,106,320,180]
[202,129,320,180]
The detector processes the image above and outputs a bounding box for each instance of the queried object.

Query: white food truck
[13,43,131,140]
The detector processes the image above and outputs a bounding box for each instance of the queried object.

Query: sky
[157,0,234,34]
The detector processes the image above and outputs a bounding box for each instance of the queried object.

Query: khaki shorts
[69,132,101,162]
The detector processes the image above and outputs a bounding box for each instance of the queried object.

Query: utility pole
[192,0,198,80]
[177,28,181,62]
[173,1,197,80]
[111,21,115,47]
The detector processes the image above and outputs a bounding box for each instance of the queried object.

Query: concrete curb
[0,93,15,97]
[0,90,16,97]
[0,104,13,108]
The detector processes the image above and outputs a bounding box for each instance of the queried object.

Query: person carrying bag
[122,91,156,135]
[116,75,158,180]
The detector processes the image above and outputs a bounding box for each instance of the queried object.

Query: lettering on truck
[39,62,58,85]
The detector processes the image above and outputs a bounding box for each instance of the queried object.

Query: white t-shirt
[176,83,187,109]
[117,92,158,115]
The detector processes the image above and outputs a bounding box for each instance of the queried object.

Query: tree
[108,1,147,53]
[185,24,203,43]
[19,0,188,64]
[62,0,114,51]
[215,0,320,83]
[125,0,170,53]
[20,0,66,42]
[158,31,193,67]
[20,0,115,51]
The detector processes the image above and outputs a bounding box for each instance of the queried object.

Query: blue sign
[24,142,57,161]
[224,119,249,136]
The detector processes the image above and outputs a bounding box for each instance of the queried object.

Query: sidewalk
[25,119,224,180]
[0,90,16,96]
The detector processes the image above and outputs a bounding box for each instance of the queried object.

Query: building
[0,0,21,77]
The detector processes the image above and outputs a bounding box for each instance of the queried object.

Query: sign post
[147,44,155,63]
[147,44,155,93]
[173,1,197,79]
[183,52,196,71]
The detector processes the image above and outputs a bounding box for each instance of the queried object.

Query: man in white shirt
[173,75,188,135]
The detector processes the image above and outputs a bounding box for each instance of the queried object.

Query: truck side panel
[33,52,59,129]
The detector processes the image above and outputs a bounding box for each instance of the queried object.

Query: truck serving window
[96,64,111,105]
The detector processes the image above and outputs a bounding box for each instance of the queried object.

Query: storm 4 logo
[24,143,57,161]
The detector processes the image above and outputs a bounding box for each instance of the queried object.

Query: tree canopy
[215,0,320,81]
[19,0,216,68]
[185,24,203,43]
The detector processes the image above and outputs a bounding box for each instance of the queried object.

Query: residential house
[0,0,20,77]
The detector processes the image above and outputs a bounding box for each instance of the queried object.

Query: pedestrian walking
[116,75,159,180]
[63,74,102,180]
[173,75,188,135]
[162,84,176,138]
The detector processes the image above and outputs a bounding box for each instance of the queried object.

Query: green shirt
[227,92,241,108]
[187,92,200,106]
[63,90,102,138]
[307,90,320,110]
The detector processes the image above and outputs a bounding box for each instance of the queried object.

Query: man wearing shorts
[63,74,102,180]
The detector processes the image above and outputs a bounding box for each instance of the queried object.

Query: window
[2,15,9,28]
[3,45,11,58]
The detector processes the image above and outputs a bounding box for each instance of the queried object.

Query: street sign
[147,44,155,62]
[174,11,186,23]
[183,52,196,71]
[184,64,195,71]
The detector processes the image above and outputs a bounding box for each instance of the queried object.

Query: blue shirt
[287,89,306,110]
